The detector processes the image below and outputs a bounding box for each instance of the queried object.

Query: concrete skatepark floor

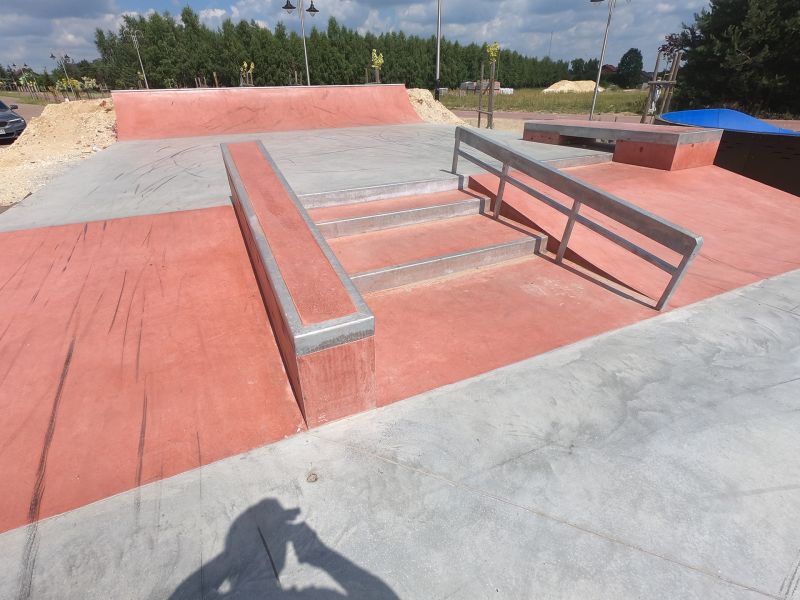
[2,273,799,599]
[2,87,800,599]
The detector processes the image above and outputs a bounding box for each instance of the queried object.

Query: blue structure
[661,108,800,136]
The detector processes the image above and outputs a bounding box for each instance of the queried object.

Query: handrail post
[556,199,582,263]
[493,162,510,218]
[451,132,461,175]
[655,241,701,310]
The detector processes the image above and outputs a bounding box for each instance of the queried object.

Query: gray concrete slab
[0,124,609,233]
[2,270,799,599]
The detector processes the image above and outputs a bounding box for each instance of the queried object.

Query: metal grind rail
[451,126,703,310]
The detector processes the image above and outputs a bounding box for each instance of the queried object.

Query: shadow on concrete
[168,498,400,599]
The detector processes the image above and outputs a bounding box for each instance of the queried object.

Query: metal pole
[299,0,311,86]
[131,32,149,89]
[589,0,615,121]
[59,56,77,99]
[434,0,442,99]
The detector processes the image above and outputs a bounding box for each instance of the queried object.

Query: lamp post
[50,52,78,99]
[588,0,616,121]
[124,29,149,89]
[282,0,319,86]
[434,0,442,100]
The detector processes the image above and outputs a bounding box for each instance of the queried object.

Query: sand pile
[543,80,602,94]
[407,88,466,125]
[0,99,116,206]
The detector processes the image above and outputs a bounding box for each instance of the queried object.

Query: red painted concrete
[328,214,528,274]
[613,139,720,170]
[297,337,377,427]
[226,141,376,429]
[113,85,422,141]
[308,189,481,223]
[522,130,566,145]
[469,163,800,307]
[228,142,356,325]
[368,256,654,406]
[0,207,305,534]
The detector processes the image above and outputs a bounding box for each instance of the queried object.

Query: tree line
[90,8,574,90]
[666,0,799,115]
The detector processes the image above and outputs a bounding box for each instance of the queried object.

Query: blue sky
[3,0,710,74]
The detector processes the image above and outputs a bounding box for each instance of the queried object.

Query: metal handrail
[451,126,703,310]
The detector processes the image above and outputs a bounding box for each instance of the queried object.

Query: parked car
[0,100,27,141]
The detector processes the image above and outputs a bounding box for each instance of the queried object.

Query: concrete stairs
[308,189,547,294]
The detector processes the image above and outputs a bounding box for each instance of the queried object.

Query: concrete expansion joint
[310,431,783,600]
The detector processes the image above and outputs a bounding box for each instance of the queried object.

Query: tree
[669,0,800,115]
[91,10,575,90]
[616,48,644,88]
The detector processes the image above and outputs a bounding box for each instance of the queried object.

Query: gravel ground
[0,99,116,207]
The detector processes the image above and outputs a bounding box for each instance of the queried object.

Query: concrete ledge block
[222,140,376,427]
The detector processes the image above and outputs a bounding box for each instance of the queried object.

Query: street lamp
[434,0,442,100]
[589,0,617,121]
[123,29,149,89]
[282,0,320,86]
[50,52,78,98]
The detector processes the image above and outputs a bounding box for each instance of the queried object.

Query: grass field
[441,88,648,115]
[0,90,53,105]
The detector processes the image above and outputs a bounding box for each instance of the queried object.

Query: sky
[3,0,710,75]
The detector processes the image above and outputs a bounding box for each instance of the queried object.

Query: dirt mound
[407,88,466,125]
[543,80,602,94]
[0,99,116,206]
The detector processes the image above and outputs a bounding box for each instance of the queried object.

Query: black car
[0,100,27,141]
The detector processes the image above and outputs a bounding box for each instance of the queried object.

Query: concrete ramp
[112,85,422,141]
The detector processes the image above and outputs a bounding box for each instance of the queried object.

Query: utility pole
[589,0,617,121]
[282,0,317,86]
[435,0,442,100]
[125,30,149,89]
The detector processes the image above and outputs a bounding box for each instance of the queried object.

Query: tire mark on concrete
[0,240,44,295]
[133,389,149,524]
[257,525,283,588]
[16,338,76,600]
[135,314,144,380]
[120,266,147,366]
[108,270,128,333]
[781,550,800,598]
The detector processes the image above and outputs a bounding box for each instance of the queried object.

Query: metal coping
[523,120,723,145]
[221,142,374,356]
[453,125,703,310]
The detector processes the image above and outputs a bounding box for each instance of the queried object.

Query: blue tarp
[661,108,800,136]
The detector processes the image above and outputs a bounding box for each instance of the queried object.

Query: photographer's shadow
[169,498,399,599]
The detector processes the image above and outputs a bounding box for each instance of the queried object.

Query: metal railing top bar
[451,125,703,311]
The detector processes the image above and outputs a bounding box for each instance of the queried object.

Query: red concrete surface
[368,255,654,406]
[522,131,566,145]
[469,163,800,308]
[226,141,376,429]
[0,207,305,534]
[113,85,422,141]
[308,189,481,223]
[297,337,377,427]
[228,141,356,325]
[328,214,529,274]
[613,139,720,170]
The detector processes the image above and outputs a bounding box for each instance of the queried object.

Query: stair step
[310,190,486,238]
[327,214,545,293]
[299,177,461,209]
[352,238,541,293]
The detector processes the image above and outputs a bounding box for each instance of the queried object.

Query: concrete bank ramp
[112,84,422,141]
